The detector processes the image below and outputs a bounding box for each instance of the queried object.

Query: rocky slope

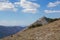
[28,17,60,28]
[1,19,60,40]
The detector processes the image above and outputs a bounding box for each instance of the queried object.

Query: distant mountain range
[0,26,25,38]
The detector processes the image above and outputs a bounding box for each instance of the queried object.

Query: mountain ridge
[28,17,60,28]
[1,17,60,40]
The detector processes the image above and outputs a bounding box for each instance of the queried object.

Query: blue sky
[0,0,60,26]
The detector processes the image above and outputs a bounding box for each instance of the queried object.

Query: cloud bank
[44,10,60,13]
[0,0,40,13]
[44,1,60,13]
[48,1,60,7]
[0,20,26,26]
[0,0,17,11]
[15,0,40,13]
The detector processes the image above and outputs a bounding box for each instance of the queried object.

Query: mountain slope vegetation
[1,19,60,40]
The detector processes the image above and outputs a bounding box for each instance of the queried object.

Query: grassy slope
[1,20,60,40]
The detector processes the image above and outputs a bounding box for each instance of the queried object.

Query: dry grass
[1,20,60,40]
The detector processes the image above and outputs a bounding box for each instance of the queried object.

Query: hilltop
[1,17,60,40]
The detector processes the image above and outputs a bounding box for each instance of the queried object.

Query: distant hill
[0,26,25,38]
[1,17,60,40]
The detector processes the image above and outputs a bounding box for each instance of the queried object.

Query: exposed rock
[28,17,49,28]
[35,17,48,25]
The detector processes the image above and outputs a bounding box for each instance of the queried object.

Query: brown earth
[1,20,60,40]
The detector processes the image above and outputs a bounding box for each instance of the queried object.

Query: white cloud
[45,1,60,13]
[20,0,40,13]
[15,0,40,13]
[0,0,17,11]
[0,0,40,13]
[0,20,25,26]
[44,10,60,13]
[22,9,37,13]
[48,1,60,7]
